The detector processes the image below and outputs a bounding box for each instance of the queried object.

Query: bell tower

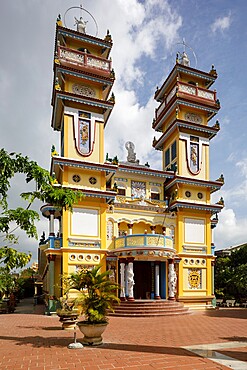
[153,50,224,308]
[51,19,115,164]
[40,11,117,312]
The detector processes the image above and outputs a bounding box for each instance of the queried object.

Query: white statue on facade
[127,263,135,298]
[74,16,88,33]
[125,141,139,164]
[168,263,177,298]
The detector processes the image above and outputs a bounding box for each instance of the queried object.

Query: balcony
[156,81,217,119]
[57,46,112,76]
[113,234,174,258]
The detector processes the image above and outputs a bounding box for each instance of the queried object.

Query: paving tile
[0,299,246,370]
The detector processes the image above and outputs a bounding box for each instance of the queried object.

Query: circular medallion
[72,83,96,97]
[185,191,191,198]
[72,174,81,183]
[89,177,97,185]
[185,112,202,124]
[197,192,203,199]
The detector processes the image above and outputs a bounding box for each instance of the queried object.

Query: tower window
[171,141,177,161]
[165,148,170,167]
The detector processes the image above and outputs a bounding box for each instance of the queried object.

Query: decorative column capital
[127,223,133,229]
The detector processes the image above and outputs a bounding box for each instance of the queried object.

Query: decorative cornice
[54,64,114,85]
[57,25,113,49]
[54,90,114,110]
[154,98,219,132]
[51,156,118,174]
[169,200,223,213]
[118,164,174,179]
[165,176,223,192]
[154,119,218,150]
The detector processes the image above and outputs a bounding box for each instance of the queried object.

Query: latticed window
[165,148,170,167]
[107,220,114,240]
[171,141,177,161]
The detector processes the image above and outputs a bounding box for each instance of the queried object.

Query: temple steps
[109,299,190,317]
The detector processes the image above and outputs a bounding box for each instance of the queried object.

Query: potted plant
[68,266,119,346]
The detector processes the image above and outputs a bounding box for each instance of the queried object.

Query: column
[168,258,177,300]
[48,254,56,313]
[155,263,161,299]
[119,259,126,301]
[49,211,55,236]
[49,210,55,249]
[126,258,135,301]
[58,216,63,237]
[127,224,133,235]
[211,260,215,296]
[150,225,156,234]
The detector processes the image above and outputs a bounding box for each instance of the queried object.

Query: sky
[0,0,247,265]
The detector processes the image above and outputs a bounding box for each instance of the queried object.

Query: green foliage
[0,149,83,296]
[0,247,31,273]
[68,266,120,323]
[0,267,16,298]
[215,246,247,300]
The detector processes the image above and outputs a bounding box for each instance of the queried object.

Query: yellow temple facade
[39,17,224,313]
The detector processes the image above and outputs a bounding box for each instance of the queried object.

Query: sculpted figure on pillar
[127,263,135,298]
[168,262,177,299]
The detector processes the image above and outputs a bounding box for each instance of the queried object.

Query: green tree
[215,246,247,301]
[0,149,83,297]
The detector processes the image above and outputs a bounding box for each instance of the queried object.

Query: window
[151,192,160,200]
[171,141,177,161]
[150,186,160,200]
[118,188,126,196]
[165,148,170,167]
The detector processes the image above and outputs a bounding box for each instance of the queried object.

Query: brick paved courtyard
[0,299,246,370]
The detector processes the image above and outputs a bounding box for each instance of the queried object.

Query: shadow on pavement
[220,336,247,342]
[204,308,247,319]
[0,334,199,357]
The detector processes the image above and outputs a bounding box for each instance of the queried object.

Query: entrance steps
[109,299,190,317]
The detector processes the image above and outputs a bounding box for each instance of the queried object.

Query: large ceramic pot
[57,311,79,330]
[77,321,108,346]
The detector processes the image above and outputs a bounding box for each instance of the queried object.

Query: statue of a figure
[74,16,88,33]
[127,263,135,297]
[125,141,137,163]
[168,263,177,298]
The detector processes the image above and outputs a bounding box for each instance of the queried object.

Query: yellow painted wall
[63,114,103,163]
[179,140,208,179]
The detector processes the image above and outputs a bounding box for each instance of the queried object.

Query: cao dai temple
[38,14,225,315]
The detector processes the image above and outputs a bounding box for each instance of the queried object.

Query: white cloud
[211,13,232,33]
[103,0,182,167]
[215,207,247,249]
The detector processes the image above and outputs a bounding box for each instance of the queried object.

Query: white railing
[58,46,111,74]
[156,82,216,119]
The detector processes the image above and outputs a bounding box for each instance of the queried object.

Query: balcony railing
[41,236,62,249]
[58,46,112,75]
[114,234,173,251]
[156,81,217,119]
[115,195,168,208]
